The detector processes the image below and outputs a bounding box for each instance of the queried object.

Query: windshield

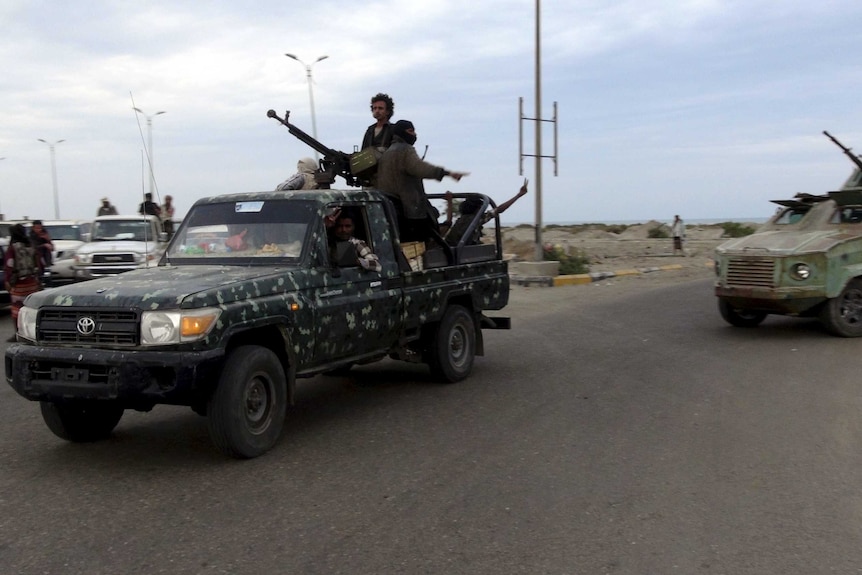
[92,220,156,242]
[167,199,315,260]
[772,207,810,225]
[830,206,862,224]
[44,224,84,241]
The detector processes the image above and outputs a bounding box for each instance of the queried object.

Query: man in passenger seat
[327,211,381,272]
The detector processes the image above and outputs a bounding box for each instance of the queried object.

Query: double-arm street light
[37,139,65,219]
[133,107,166,198]
[285,53,328,160]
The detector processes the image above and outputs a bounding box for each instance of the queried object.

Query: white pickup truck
[73,215,167,280]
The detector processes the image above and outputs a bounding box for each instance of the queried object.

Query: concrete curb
[511,264,686,288]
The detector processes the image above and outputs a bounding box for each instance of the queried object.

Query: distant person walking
[5,224,42,339]
[97,197,118,216]
[671,215,686,256]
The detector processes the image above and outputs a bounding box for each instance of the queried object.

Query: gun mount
[267,109,373,188]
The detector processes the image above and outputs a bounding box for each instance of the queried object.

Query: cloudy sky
[3,0,862,225]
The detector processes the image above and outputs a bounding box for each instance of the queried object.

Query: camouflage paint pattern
[6,188,510,406]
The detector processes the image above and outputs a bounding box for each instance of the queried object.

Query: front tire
[427,305,476,383]
[718,298,767,328]
[40,401,124,442]
[207,345,287,458]
[820,278,862,337]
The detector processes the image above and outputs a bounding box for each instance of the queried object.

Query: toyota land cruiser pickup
[5,189,511,458]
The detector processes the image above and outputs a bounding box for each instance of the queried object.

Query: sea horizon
[497,217,768,227]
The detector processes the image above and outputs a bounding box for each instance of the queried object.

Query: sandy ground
[499,221,727,285]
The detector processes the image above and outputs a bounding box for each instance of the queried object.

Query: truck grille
[38,308,140,345]
[726,258,775,287]
[93,253,135,264]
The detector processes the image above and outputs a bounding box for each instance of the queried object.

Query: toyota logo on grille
[77,317,96,336]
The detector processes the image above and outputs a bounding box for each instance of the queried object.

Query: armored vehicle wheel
[820,278,862,337]
[207,345,287,458]
[40,401,124,442]
[718,298,767,328]
[427,304,476,383]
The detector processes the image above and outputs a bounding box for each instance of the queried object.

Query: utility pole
[37,139,65,219]
[519,0,559,260]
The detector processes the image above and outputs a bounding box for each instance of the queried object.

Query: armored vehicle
[714,132,862,336]
[5,189,511,458]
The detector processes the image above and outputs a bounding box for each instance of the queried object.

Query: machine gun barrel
[823,130,862,172]
[267,109,360,187]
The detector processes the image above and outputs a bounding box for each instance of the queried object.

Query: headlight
[789,263,811,281]
[74,253,92,264]
[714,260,721,276]
[18,306,38,341]
[140,308,221,345]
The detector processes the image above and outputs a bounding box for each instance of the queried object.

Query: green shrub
[647,227,669,239]
[543,244,590,275]
[720,222,756,238]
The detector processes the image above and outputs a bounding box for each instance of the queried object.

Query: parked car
[73,215,167,280]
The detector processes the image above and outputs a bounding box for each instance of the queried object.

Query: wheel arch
[428,293,484,357]
[223,322,297,405]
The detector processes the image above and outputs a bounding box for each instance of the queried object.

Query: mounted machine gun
[824,130,862,172]
[267,109,376,188]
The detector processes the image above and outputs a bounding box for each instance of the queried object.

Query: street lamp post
[133,107,166,197]
[285,53,328,160]
[37,139,65,219]
[0,157,5,219]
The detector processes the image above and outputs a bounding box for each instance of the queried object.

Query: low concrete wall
[509,261,560,277]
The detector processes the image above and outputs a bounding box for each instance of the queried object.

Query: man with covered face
[375,119,468,243]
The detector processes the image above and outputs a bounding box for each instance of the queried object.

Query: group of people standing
[4,221,54,338]
[277,92,528,260]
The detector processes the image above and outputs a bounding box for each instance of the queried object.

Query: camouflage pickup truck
[5,189,511,458]
[714,166,862,336]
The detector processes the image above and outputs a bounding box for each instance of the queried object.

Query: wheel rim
[840,287,862,326]
[244,373,274,434]
[448,324,468,368]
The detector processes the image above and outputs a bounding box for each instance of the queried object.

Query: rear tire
[820,278,862,337]
[40,401,124,442]
[718,298,767,328]
[207,345,287,458]
[427,305,476,383]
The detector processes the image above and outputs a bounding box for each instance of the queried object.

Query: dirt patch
[500,224,727,278]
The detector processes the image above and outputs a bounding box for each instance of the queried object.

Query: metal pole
[37,139,64,219]
[0,157,5,219]
[133,108,166,198]
[285,54,328,161]
[534,0,543,261]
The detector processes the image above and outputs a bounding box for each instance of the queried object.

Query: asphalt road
[2,278,862,574]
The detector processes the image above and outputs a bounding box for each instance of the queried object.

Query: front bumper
[715,284,826,315]
[5,343,225,407]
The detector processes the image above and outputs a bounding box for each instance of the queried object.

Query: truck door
[312,202,403,362]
